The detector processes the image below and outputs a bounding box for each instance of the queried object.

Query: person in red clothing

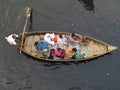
[55,48,64,58]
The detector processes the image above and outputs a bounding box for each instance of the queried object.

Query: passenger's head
[71,33,77,39]
[59,34,63,38]
[57,48,62,51]
[72,48,77,52]
[34,41,38,46]
[12,34,17,39]
[71,33,76,37]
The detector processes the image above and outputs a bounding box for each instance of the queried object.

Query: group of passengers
[5,32,87,59]
[34,32,87,59]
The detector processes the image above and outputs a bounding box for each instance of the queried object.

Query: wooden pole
[29,8,33,31]
[20,7,32,54]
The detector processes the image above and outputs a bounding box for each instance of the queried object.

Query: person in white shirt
[5,34,18,45]
[57,34,68,49]
[44,33,56,46]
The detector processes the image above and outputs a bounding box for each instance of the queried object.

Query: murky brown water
[0,0,120,90]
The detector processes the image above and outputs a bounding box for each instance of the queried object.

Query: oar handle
[20,7,32,54]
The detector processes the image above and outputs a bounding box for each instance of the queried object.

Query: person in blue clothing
[34,40,49,52]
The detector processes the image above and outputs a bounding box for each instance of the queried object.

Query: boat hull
[17,31,118,62]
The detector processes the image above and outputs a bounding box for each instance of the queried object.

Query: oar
[20,7,32,54]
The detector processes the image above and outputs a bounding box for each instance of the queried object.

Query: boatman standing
[5,34,21,45]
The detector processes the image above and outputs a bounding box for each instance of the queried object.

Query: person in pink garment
[55,48,64,58]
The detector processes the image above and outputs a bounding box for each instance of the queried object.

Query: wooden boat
[16,31,118,62]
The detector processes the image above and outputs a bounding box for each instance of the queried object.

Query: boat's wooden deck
[24,35,44,58]
[82,40,107,58]
[23,34,108,60]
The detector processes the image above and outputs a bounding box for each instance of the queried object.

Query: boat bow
[108,45,118,51]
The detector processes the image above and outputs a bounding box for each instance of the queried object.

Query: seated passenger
[48,49,55,59]
[64,48,77,59]
[68,33,82,45]
[74,49,82,59]
[43,49,50,59]
[44,33,58,46]
[58,34,68,49]
[59,34,68,44]
[34,40,49,52]
[55,48,64,58]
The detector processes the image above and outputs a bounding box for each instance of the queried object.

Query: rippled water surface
[0,0,120,90]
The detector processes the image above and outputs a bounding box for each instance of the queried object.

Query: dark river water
[0,0,120,90]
